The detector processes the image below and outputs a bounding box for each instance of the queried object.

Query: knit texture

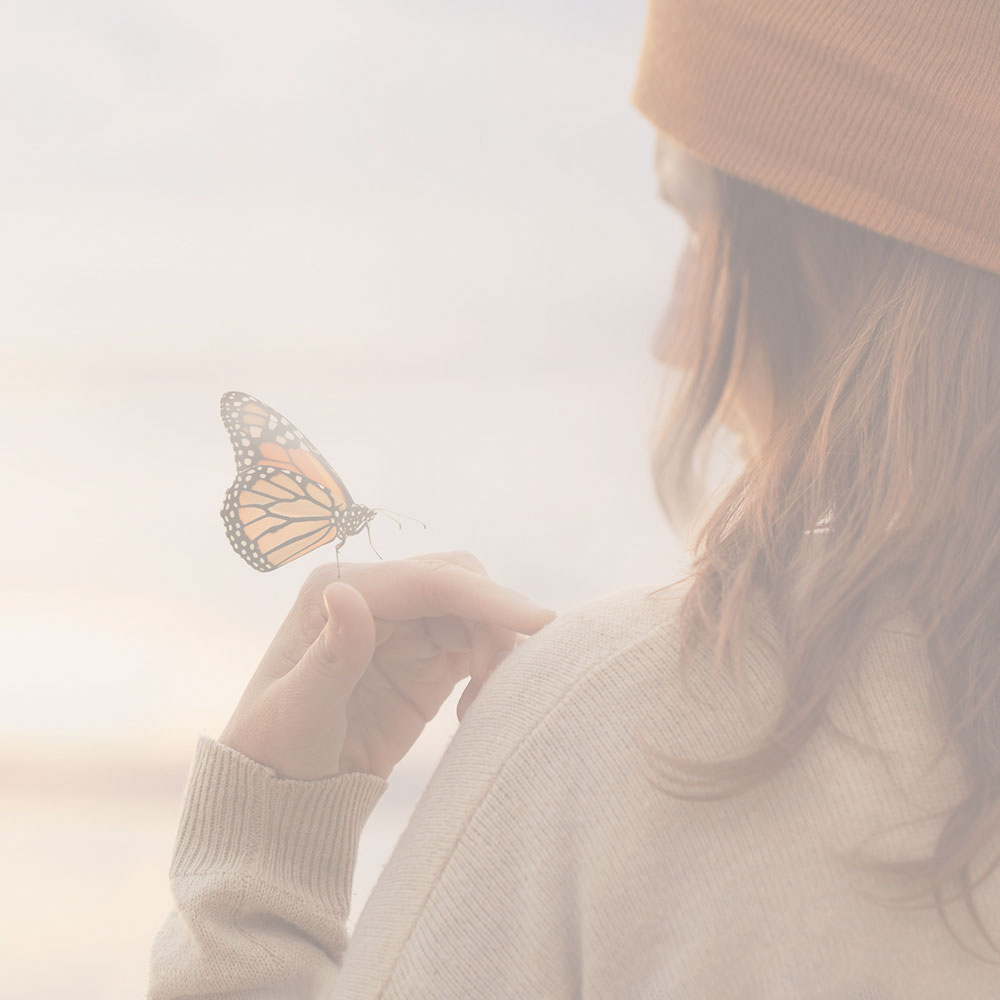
[149,740,387,998]
[149,581,1000,998]
[632,0,1000,277]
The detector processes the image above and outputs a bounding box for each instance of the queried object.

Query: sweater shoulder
[523,578,693,663]
[472,574,788,748]
[468,572,939,772]
[473,578,696,726]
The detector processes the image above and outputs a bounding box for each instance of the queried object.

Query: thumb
[291,582,376,693]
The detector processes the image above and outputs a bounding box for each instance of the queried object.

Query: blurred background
[0,1,740,994]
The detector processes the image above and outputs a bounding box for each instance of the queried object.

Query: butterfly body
[220,391,377,572]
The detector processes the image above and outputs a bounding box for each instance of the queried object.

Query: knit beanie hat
[632,1,1000,277]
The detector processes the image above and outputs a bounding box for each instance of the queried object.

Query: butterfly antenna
[374,507,427,531]
[375,510,403,532]
[365,522,384,561]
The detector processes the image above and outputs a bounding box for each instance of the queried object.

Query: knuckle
[420,550,486,574]
[419,558,453,599]
[450,550,486,573]
[414,557,468,610]
[413,551,489,608]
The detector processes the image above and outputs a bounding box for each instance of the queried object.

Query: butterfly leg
[365,522,384,561]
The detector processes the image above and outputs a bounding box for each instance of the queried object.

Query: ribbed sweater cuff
[170,735,388,917]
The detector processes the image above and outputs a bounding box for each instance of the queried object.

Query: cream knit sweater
[148,580,1000,998]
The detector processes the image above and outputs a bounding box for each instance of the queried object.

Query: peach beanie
[632,0,1000,276]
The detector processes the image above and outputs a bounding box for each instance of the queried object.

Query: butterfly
[219,391,379,572]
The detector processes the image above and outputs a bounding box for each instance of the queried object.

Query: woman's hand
[219,552,556,781]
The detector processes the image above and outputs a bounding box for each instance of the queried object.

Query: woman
[150,2,1000,996]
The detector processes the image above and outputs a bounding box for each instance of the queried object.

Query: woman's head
[650,132,774,451]
[646,124,1000,957]
[643,106,1000,971]
[648,128,905,530]
[651,131,886,455]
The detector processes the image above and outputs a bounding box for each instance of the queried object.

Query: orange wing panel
[242,404,270,424]
[269,472,302,495]
[257,442,294,468]
[306,481,334,507]
[252,478,298,500]
[264,525,338,568]
[237,504,268,525]
[288,449,348,505]
[258,520,334,556]
[244,516,285,541]
[269,498,333,519]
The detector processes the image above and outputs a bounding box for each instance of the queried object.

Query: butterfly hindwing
[219,392,376,572]
[221,465,343,572]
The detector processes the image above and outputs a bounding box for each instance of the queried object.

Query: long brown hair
[645,143,1000,960]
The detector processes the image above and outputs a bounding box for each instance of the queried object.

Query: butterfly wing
[221,464,344,572]
[220,391,356,508]
[219,392,370,572]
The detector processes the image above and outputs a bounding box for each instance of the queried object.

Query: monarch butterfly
[219,391,379,572]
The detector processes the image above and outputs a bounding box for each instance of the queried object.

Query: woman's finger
[373,619,433,659]
[456,677,481,722]
[426,615,473,652]
[456,625,524,723]
[223,582,378,781]
[290,582,376,694]
[468,621,517,686]
[371,616,471,667]
[373,617,396,648]
[308,556,555,634]
[418,562,553,632]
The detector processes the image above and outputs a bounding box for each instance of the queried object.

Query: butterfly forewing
[220,391,355,506]
[219,392,376,572]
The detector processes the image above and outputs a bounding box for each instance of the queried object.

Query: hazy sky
[1,0,689,745]
[0,4,707,993]
[2,0,678,373]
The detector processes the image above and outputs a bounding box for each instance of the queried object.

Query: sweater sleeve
[147,735,387,1000]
